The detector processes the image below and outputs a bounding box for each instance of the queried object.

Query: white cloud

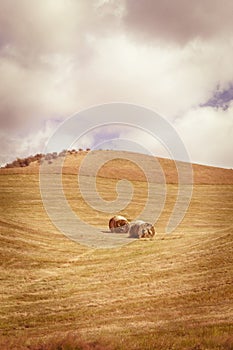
[0,0,233,168]
[175,103,233,168]
[0,119,59,166]
[72,35,233,118]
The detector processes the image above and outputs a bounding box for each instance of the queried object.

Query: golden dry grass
[1,150,233,184]
[0,151,233,349]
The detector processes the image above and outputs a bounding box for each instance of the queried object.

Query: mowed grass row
[0,173,233,349]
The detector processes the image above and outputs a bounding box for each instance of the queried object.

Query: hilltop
[1,149,233,184]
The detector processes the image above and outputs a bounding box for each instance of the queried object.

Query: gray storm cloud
[123,0,233,44]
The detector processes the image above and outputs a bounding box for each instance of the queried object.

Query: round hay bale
[109,215,130,233]
[129,220,156,239]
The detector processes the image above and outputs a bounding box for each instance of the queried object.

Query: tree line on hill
[3,148,91,168]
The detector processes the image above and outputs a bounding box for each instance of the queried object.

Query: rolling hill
[1,149,233,184]
[0,150,232,349]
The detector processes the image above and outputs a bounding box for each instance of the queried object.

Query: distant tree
[59,150,67,157]
[35,153,43,160]
[45,153,53,161]
[12,159,21,167]
[24,158,30,166]
[52,152,58,159]
[18,158,25,167]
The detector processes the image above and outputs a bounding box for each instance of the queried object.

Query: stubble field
[0,151,233,349]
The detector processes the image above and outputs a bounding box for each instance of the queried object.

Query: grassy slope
[0,151,233,349]
[1,150,233,184]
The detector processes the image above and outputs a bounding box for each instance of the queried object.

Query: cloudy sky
[1,0,233,168]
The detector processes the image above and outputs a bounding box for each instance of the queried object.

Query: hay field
[0,151,233,350]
